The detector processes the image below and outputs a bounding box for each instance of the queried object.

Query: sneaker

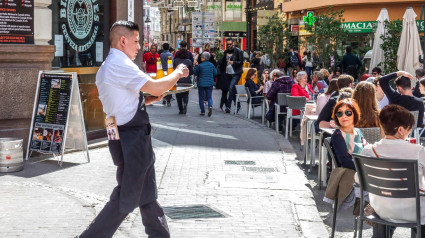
[208,107,212,117]
[225,107,231,113]
[200,112,205,116]
[167,101,171,107]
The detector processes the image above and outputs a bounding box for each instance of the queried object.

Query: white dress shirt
[96,48,149,125]
[361,139,425,224]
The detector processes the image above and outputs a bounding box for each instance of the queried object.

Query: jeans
[176,92,189,112]
[198,86,213,113]
[225,74,241,109]
[305,66,313,78]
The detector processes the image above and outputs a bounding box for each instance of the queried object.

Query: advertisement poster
[192,12,215,47]
[30,73,72,153]
[0,0,34,44]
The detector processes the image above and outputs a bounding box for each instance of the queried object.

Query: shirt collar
[380,138,408,144]
[109,48,130,60]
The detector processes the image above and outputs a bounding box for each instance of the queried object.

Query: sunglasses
[226,43,232,46]
[335,110,353,118]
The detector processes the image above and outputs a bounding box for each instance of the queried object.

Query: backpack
[263,55,271,67]
[290,53,299,67]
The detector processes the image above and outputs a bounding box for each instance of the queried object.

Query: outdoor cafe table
[303,115,318,172]
[318,127,336,189]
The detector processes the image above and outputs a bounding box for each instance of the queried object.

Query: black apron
[108,92,157,214]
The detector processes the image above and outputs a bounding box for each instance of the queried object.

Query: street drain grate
[225,160,256,165]
[163,205,227,220]
[243,167,278,173]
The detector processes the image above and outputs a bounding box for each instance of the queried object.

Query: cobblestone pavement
[0,88,327,238]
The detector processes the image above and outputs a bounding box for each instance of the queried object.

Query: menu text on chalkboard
[0,0,34,44]
[30,73,72,153]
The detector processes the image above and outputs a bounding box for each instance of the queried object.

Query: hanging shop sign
[291,25,299,32]
[59,0,101,52]
[341,21,376,33]
[0,0,34,44]
[303,12,316,26]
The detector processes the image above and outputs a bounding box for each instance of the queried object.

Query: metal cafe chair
[285,96,307,139]
[353,154,422,238]
[324,137,359,238]
[234,85,248,116]
[409,111,423,144]
[275,93,290,134]
[245,87,264,119]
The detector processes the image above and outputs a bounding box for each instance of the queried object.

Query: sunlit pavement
[0,88,327,238]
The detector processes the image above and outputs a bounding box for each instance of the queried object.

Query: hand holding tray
[143,83,194,97]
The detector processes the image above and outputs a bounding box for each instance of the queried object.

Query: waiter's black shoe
[225,107,231,113]
[208,107,212,117]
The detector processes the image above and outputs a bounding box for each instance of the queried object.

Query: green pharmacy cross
[303,12,316,26]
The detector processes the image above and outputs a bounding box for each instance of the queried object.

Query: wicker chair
[358,127,381,144]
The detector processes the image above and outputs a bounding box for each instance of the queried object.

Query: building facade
[283,0,424,52]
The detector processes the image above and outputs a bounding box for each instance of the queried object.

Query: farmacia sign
[59,0,100,52]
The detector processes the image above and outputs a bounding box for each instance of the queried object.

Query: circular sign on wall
[60,0,100,52]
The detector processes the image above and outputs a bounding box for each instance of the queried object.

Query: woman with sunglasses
[245,69,263,105]
[330,98,366,170]
[291,70,298,83]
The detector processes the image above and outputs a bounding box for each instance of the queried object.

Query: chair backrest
[323,137,339,169]
[353,153,419,199]
[410,111,419,128]
[235,85,247,96]
[286,96,307,110]
[277,93,290,106]
[358,127,381,145]
[245,87,252,98]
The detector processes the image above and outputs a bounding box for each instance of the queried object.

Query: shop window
[225,0,242,21]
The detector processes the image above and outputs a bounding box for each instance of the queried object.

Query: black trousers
[80,149,170,238]
[220,90,228,109]
[176,91,189,112]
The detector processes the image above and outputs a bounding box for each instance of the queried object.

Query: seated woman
[244,68,263,105]
[316,79,338,115]
[361,105,425,236]
[330,98,366,170]
[290,71,314,129]
[352,81,380,128]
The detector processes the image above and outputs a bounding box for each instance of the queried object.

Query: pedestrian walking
[160,43,174,106]
[194,52,217,116]
[339,46,362,81]
[217,54,231,111]
[142,44,159,73]
[173,41,194,115]
[219,38,244,113]
[78,20,189,238]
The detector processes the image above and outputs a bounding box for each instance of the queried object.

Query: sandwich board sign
[26,71,90,165]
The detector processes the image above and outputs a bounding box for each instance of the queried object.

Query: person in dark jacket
[173,45,194,114]
[244,68,263,104]
[339,46,362,81]
[219,38,244,113]
[330,98,365,170]
[265,71,295,124]
[194,52,217,116]
[217,55,231,110]
[413,68,425,98]
[379,71,424,128]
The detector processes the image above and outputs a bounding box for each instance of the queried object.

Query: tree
[378,20,402,74]
[257,15,287,67]
[304,8,348,69]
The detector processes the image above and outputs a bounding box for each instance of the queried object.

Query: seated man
[265,70,294,125]
[311,71,328,97]
[413,68,425,98]
[379,71,424,128]
[314,74,354,133]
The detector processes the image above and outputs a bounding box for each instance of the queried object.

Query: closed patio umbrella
[369,8,389,74]
[397,7,423,76]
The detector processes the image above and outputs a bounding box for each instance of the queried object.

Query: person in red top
[291,71,314,116]
[142,44,159,73]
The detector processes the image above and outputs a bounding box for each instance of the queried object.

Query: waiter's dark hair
[110,20,139,32]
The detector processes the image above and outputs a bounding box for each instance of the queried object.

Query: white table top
[319,127,336,135]
[305,115,318,120]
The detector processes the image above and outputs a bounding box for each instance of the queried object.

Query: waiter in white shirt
[79,21,188,238]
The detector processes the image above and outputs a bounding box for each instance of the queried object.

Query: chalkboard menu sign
[27,71,89,164]
[0,0,34,44]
